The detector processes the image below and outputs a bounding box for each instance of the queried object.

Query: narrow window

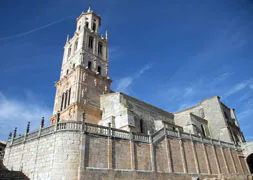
[60,93,64,111]
[66,70,69,75]
[98,42,103,54]
[140,119,144,133]
[201,125,206,137]
[64,91,68,109]
[97,66,101,74]
[224,111,229,119]
[173,127,176,131]
[73,64,75,68]
[85,22,89,28]
[74,39,78,51]
[78,25,81,31]
[68,88,71,105]
[92,23,96,31]
[88,61,92,69]
[88,36,94,49]
[67,47,71,57]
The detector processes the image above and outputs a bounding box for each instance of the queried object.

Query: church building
[2,7,253,180]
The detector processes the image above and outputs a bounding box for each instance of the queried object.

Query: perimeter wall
[3,121,251,180]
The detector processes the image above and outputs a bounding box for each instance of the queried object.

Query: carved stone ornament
[82,89,85,98]
[94,79,97,86]
[83,72,86,81]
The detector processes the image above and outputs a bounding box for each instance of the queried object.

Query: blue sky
[0,0,253,141]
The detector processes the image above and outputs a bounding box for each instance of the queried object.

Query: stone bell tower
[50,7,112,124]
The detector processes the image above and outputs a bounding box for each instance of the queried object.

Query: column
[229,149,237,174]
[78,113,87,180]
[219,142,229,174]
[202,142,211,174]
[107,123,113,169]
[129,130,136,170]
[164,127,173,172]
[212,141,221,174]
[179,132,187,173]
[190,134,200,174]
[148,131,156,172]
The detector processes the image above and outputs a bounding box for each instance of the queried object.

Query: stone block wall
[3,122,251,180]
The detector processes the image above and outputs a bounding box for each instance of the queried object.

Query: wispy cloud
[0,16,74,41]
[211,72,233,85]
[109,46,124,62]
[0,92,51,141]
[224,79,252,98]
[115,64,152,93]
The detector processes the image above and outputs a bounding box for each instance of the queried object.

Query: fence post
[23,122,30,142]
[38,117,44,137]
[10,128,17,145]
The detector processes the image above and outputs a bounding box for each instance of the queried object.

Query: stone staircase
[0,160,29,180]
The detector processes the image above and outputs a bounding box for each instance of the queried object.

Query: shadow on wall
[247,153,253,174]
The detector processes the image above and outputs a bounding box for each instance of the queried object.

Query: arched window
[224,111,229,119]
[60,93,64,111]
[88,36,94,49]
[246,153,253,173]
[64,91,68,109]
[66,70,69,75]
[67,47,71,57]
[97,66,101,75]
[73,64,75,69]
[85,22,89,28]
[74,39,78,51]
[92,23,96,31]
[201,124,206,137]
[78,25,81,31]
[98,42,103,54]
[140,119,144,133]
[68,88,71,106]
[88,61,92,69]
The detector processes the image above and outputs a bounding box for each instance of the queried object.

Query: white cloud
[0,16,74,41]
[224,79,252,98]
[211,72,233,85]
[0,92,51,141]
[115,64,152,93]
[183,87,194,98]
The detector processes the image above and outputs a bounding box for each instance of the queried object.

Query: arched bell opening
[247,153,253,174]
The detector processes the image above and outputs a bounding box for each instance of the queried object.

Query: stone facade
[99,93,182,133]
[174,96,245,144]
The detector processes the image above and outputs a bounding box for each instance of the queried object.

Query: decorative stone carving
[81,89,85,98]
[83,72,86,81]
[94,79,97,86]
